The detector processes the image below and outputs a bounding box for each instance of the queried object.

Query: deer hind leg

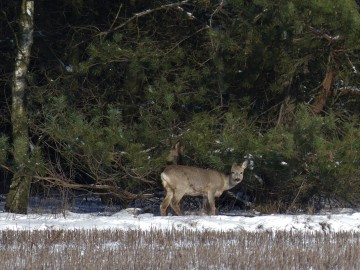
[170,192,185,216]
[160,183,174,216]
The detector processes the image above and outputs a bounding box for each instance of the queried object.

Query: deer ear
[174,141,181,150]
[241,160,248,168]
[175,141,185,154]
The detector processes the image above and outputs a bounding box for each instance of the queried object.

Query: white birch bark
[5,1,34,213]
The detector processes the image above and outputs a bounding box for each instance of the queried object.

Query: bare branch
[346,53,357,74]
[306,24,341,43]
[209,0,225,28]
[100,0,189,37]
[338,86,360,96]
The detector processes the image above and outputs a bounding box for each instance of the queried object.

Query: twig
[99,0,189,37]
[305,24,341,43]
[286,176,306,213]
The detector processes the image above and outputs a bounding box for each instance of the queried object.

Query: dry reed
[0,229,359,269]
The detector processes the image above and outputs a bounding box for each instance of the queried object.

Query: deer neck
[223,174,236,190]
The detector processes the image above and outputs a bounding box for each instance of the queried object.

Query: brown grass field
[0,229,359,269]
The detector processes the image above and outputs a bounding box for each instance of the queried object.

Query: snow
[0,208,360,232]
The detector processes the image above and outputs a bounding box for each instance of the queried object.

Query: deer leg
[202,196,209,214]
[207,191,216,215]
[160,187,174,216]
[170,193,184,216]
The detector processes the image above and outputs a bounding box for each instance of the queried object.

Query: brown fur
[160,161,248,215]
[166,141,185,165]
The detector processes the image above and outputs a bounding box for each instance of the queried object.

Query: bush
[245,105,360,212]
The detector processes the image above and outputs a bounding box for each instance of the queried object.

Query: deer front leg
[202,196,209,214]
[207,191,216,215]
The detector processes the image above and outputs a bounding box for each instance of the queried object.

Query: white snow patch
[0,210,360,232]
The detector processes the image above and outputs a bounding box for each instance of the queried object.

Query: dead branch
[306,24,341,43]
[100,0,189,37]
[33,175,151,201]
[337,86,360,96]
[311,67,334,114]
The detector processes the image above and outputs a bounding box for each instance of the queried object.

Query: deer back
[161,165,228,196]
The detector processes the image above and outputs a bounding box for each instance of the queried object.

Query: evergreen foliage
[1,0,360,212]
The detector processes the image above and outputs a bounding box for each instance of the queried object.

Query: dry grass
[0,229,359,269]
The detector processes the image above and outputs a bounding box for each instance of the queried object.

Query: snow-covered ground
[1,208,360,232]
[0,194,359,232]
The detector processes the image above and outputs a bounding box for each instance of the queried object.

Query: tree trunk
[5,0,34,214]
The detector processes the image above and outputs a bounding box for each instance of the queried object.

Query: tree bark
[311,68,334,114]
[5,0,34,214]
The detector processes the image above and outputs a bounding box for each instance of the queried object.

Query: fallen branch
[33,175,151,201]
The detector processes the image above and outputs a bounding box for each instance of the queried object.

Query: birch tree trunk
[5,0,34,214]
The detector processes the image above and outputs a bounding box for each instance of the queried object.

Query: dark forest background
[1,0,360,213]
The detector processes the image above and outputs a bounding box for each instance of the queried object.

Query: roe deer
[160,160,248,216]
[166,141,185,165]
